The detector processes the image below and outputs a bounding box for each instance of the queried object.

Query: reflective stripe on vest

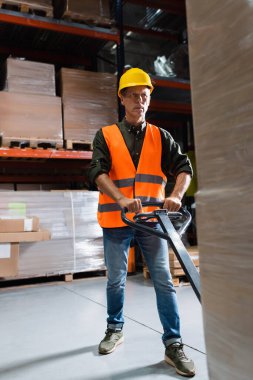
[97,123,167,228]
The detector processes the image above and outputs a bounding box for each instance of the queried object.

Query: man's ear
[120,96,125,106]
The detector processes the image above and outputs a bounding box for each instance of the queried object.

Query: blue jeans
[103,225,181,347]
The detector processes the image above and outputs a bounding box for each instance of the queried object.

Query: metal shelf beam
[0,175,86,183]
[124,24,178,42]
[150,100,191,114]
[151,77,190,90]
[0,9,120,43]
[0,148,92,160]
[125,0,186,16]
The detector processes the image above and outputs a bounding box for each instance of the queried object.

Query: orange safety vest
[97,123,167,228]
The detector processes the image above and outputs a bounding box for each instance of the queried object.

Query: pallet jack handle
[121,201,201,303]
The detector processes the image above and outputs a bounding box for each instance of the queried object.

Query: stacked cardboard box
[0,244,19,277]
[0,91,63,147]
[0,216,40,233]
[53,0,111,25]
[4,58,56,96]
[60,68,118,144]
[0,58,63,148]
[187,0,253,379]
[0,216,50,277]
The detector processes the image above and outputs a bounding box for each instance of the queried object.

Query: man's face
[120,85,151,123]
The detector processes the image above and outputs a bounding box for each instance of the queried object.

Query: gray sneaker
[165,342,195,377]
[98,329,124,354]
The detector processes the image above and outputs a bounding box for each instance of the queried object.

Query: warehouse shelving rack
[121,0,192,147]
[0,4,120,184]
[0,0,192,185]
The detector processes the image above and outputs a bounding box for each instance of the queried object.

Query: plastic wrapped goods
[154,56,176,78]
[0,191,105,279]
[187,1,253,379]
[154,44,189,80]
[60,68,118,143]
[4,58,56,96]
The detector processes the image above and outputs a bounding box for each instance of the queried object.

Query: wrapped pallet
[0,0,53,16]
[53,0,111,25]
[186,1,253,379]
[0,92,63,148]
[3,58,56,96]
[60,68,118,145]
[0,191,105,279]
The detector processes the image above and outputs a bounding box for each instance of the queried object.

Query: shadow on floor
[0,345,98,376]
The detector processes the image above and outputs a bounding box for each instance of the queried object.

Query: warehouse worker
[89,68,195,377]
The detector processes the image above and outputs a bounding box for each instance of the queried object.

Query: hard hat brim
[118,82,154,97]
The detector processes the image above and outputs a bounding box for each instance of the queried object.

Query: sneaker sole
[99,336,124,355]
[165,354,196,377]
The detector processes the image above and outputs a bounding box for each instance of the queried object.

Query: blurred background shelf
[0,0,194,192]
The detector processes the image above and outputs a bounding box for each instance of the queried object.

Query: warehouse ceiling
[0,0,187,75]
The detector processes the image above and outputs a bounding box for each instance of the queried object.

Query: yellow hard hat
[118,68,154,97]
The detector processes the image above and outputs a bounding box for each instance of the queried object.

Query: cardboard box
[0,92,63,148]
[0,230,51,243]
[4,58,56,96]
[0,216,40,233]
[0,243,19,277]
[60,68,117,143]
[169,246,199,268]
[0,191,104,278]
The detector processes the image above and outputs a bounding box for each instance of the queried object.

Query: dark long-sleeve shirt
[88,119,193,192]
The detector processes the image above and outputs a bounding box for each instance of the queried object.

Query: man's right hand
[117,197,142,213]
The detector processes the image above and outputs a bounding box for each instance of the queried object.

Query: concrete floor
[0,273,209,380]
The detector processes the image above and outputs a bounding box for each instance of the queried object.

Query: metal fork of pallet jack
[121,201,201,303]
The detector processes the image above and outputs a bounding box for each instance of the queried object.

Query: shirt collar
[123,118,146,134]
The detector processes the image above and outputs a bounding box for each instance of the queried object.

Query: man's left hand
[163,197,182,212]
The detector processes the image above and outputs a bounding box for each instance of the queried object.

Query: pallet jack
[121,201,201,303]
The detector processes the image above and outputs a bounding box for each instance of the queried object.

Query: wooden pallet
[62,270,108,283]
[143,265,150,280]
[171,276,190,287]
[62,13,113,28]
[0,0,53,17]
[1,137,63,149]
[0,269,107,287]
[65,140,93,151]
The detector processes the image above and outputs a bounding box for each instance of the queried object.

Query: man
[89,68,195,377]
